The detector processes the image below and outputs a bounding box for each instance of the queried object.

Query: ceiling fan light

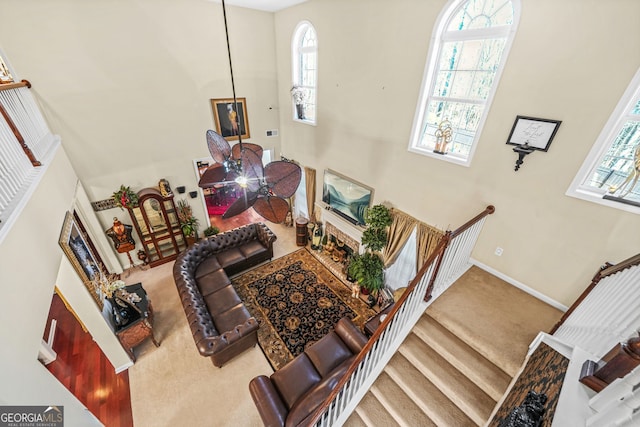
[235,175,249,188]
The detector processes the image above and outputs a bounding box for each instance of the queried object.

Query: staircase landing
[347,265,563,426]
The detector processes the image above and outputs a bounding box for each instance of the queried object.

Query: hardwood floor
[43,293,133,427]
[207,208,266,232]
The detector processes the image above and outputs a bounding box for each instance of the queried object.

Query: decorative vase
[296,104,306,120]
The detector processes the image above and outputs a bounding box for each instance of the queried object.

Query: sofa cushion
[204,285,242,315]
[285,356,355,427]
[195,256,222,278]
[271,353,321,410]
[197,269,231,296]
[239,240,268,259]
[305,331,353,377]
[216,248,246,268]
[214,303,253,333]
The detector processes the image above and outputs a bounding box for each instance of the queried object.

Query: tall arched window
[409,0,520,166]
[291,21,317,124]
[567,67,640,214]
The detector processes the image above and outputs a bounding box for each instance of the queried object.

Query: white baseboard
[470,258,568,312]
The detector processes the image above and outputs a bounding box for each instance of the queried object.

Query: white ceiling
[210,0,308,12]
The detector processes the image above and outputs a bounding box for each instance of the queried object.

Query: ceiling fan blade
[240,148,264,193]
[206,130,232,164]
[231,142,263,161]
[198,164,228,188]
[253,196,291,223]
[264,161,302,198]
[222,190,258,219]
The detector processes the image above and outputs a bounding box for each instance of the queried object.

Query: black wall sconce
[506,115,561,171]
[189,191,198,198]
[176,186,186,194]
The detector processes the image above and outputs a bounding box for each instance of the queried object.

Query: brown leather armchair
[249,317,368,427]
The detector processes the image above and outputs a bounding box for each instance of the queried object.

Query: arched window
[567,67,640,213]
[291,21,317,124]
[409,0,520,166]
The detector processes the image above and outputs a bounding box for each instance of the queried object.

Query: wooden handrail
[0,79,41,166]
[424,205,495,301]
[550,252,640,334]
[0,79,31,92]
[306,237,449,427]
[451,204,495,239]
[305,205,495,426]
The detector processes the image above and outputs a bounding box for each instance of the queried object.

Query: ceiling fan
[198,0,301,224]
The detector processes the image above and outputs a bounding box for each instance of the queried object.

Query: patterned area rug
[232,248,375,370]
[489,342,570,426]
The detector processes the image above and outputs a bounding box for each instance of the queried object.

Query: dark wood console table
[112,283,159,361]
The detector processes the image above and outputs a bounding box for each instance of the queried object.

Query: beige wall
[0,0,280,266]
[274,0,640,306]
[0,146,120,425]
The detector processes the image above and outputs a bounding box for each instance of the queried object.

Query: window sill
[566,187,640,215]
[293,117,316,126]
[408,146,471,167]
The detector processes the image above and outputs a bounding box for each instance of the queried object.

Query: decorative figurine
[159,179,172,197]
[433,119,453,155]
[351,283,360,299]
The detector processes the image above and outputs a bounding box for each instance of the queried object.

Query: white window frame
[408,0,520,167]
[567,66,640,215]
[291,20,317,126]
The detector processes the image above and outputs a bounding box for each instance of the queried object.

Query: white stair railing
[0,80,59,242]
[308,205,495,427]
[552,254,640,359]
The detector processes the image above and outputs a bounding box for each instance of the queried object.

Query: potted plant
[291,85,308,120]
[203,226,220,237]
[176,199,200,245]
[112,185,139,210]
[348,203,392,298]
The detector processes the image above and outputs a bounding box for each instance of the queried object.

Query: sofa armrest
[249,375,288,427]
[196,317,258,356]
[255,222,277,249]
[335,317,368,354]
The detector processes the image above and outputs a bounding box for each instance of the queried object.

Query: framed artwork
[210,98,250,141]
[59,211,104,307]
[506,116,562,151]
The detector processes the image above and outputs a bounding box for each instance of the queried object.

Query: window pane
[448,0,514,31]
[422,100,484,157]
[631,99,640,115]
[585,121,640,201]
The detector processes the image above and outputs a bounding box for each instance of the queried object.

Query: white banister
[554,264,640,358]
[312,208,493,426]
[0,83,59,243]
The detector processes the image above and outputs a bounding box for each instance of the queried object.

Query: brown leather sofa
[173,222,277,367]
[249,317,368,427]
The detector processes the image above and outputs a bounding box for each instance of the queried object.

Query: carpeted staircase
[345,266,562,427]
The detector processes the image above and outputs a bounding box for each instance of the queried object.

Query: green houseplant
[203,226,220,237]
[176,199,199,243]
[348,203,392,296]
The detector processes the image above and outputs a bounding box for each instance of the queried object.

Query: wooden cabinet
[112,283,160,362]
[128,187,187,267]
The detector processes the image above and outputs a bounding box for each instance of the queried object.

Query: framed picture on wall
[506,115,562,151]
[59,211,104,308]
[210,98,251,141]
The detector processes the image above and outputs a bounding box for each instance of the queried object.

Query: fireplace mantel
[316,203,364,254]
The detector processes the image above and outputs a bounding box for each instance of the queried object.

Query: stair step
[400,333,496,425]
[385,352,476,427]
[343,410,368,427]
[355,392,401,427]
[413,313,512,401]
[370,372,438,427]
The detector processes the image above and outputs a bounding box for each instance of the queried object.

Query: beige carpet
[427,265,563,376]
[126,222,298,427]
